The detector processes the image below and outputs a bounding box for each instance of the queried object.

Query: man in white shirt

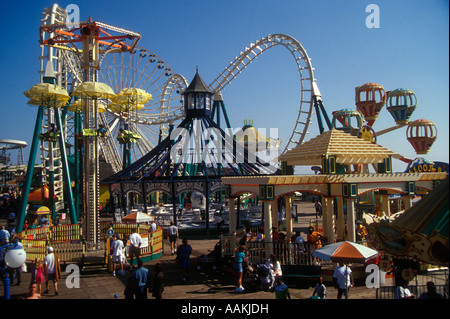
[167,221,178,255]
[396,283,416,299]
[111,234,125,276]
[43,247,60,296]
[333,263,354,299]
[128,229,142,271]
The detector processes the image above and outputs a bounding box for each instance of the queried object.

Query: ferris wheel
[208,33,321,154]
[96,46,186,168]
[42,37,186,171]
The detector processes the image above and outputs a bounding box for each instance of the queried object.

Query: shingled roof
[279,129,403,166]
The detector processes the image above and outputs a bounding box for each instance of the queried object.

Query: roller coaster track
[208,33,320,153]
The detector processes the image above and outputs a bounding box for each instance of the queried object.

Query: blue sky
[0,0,448,173]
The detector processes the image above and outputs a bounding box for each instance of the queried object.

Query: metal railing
[377,284,448,299]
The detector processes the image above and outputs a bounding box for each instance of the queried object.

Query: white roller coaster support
[209,34,318,153]
[39,4,68,213]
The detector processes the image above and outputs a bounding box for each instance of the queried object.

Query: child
[312,277,327,299]
[30,258,44,294]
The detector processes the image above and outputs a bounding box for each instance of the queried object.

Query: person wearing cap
[43,247,61,296]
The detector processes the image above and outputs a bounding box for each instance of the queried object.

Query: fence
[103,223,163,265]
[17,224,84,265]
[377,284,448,299]
[220,234,333,267]
[246,241,332,266]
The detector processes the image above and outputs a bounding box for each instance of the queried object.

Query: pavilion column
[381,194,391,217]
[285,195,293,240]
[321,196,328,240]
[336,197,345,241]
[264,201,273,257]
[403,195,413,210]
[272,198,279,230]
[325,197,335,244]
[228,197,236,248]
[346,198,356,242]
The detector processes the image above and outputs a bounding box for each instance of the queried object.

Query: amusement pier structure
[14,4,447,270]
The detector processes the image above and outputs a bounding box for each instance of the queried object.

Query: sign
[141,237,149,248]
[405,157,449,173]
[106,228,114,237]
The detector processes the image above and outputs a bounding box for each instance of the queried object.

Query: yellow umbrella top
[27,97,67,108]
[72,82,116,99]
[68,99,107,113]
[110,87,152,110]
[108,103,146,113]
[67,98,82,112]
[24,83,70,108]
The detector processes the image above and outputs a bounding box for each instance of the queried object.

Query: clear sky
[0,0,448,174]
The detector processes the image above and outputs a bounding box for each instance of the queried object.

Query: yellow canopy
[72,82,116,99]
[68,99,107,113]
[24,83,70,108]
[109,87,152,111]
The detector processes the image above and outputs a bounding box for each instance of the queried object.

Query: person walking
[152,263,165,299]
[30,258,44,294]
[333,263,353,299]
[314,199,322,218]
[176,238,192,282]
[130,259,151,299]
[128,229,142,271]
[111,234,125,276]
[167,221,179,255]
[43,247,61,296]
[233,245,246,292]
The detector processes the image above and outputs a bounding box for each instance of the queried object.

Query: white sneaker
[112,271,116,276]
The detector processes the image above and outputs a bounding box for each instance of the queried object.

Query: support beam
[285,195,293,240]
[336,197,345,241]
[381,194,391,217]
[272,198,279,230]
[55,108,77,224]
[403,195,413,210]
[263,201,273,257]
[321,196,328,240]
[17,106,45,233]
[228,197,236,248]
[325,197,335,244]
[347,198,356,242]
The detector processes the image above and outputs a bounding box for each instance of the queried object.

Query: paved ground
[1,201,447,310]
[2,237,383,300]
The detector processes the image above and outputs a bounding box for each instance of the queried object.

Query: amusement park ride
[15,4,443,250]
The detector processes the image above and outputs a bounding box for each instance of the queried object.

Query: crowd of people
[109,224,187,299]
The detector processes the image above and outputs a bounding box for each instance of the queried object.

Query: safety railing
[377,284,448,299]
[103,225,163,265]
[17,224,84,265]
